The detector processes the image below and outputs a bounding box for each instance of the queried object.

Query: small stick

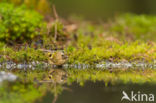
[52,4,59,20]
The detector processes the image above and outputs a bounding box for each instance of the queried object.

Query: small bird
[47,51,66,66]
[39,49,67,66]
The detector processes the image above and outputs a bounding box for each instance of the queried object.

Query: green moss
[67,39,155,64]
[110,13,156,41]
[1,13,156,64]
[0,44,47,63]
[0,3,46,43]
[66,14,156,64]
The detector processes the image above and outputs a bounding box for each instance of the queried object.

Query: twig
[52,4,59,20]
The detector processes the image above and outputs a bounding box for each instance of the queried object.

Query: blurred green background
[2,0,156,20]
[53,0,156,19]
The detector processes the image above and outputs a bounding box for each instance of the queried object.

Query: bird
[39,49,67,66]
[47,51,66,65]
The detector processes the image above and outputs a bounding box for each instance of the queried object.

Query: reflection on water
[40,82,156,103]
[0,68,156,103]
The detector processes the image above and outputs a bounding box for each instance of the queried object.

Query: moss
[67,39,155,64]
[0,44,47,63]
[66,14,156,64]
[0,3,46,43]
[110,13,156,41]
[1,13,156,65]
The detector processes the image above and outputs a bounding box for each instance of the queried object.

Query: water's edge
[1,61,156,70]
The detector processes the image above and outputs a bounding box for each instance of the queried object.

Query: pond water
[38,82,156,103]
[0,67,156,103]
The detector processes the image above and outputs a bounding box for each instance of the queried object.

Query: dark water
[39,82,156,103]
[1,67,156,103]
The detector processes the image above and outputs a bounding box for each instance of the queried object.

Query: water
[0,67,156,103]
[39,82,156,103]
